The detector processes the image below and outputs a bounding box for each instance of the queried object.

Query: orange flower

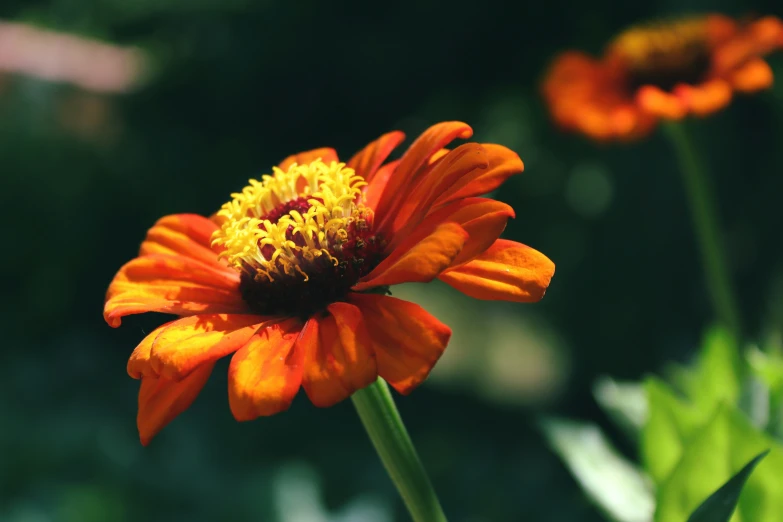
[104,121,555,445]
[541,15,783,140]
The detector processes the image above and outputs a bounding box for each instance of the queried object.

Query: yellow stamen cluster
[610,18,711,83]
[211,159,368,281]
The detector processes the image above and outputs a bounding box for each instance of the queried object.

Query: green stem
[351,377,447,522]
[662,121,741,338]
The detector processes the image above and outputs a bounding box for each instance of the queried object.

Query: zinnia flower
[541,14,783,140]
[104,121,555,445]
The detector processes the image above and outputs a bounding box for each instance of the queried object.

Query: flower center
[212,159,386,317]
[609,18,713,91]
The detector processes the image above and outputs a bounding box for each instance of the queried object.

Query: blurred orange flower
[541,15,783,140]
[104,122,555,445]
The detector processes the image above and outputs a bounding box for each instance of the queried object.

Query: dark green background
[2,0,783,520]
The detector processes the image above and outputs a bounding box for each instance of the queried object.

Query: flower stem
[351,377,447,522]
[662,121,741,338]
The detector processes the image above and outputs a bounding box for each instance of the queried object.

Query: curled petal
[349,294,451,394]
[137,363,214,446]
[353,222,468,291]
[139,214,225,268]
[300,303,377,407]
[104,254,247,327]
[278,148,339,170]
[439,239,555,302]
[228,318,305,421]
[150,314,269,380]
[434,144,524,206]
[391,197,515,267]
[373,122,473,224]
[382,144,489,236]
[347,131,406,183]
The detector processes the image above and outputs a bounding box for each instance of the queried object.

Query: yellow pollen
[609,18,712,89]
[211,159,368,280]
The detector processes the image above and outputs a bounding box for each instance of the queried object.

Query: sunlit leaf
[686,450,769,522]
[688,326,741,412]
[641,378,705,485]
[541,417,654,522]
[593,376,647,440]
[656,405,783,522]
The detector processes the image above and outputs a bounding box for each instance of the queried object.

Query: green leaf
[541,417,654,522]
[655,405,783,522]
[641,378,706,485]
[686,450,769,522]
[688,326,742,412]
[593,376,647,440]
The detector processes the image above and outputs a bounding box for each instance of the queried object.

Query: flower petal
[381,144,489,236]
[228,318,304,421]
[278,148,339,170]
[128,321,174,379]
[300,302,377,407]
[139,214,225,268]
[150,314,268,380]
[439,239,555,302]
[434,144,524,206]
[352,222,468,291]
[104,254,247,327]
[673,79,732,117]
[347,131,406,183]
[636,85,687,120]
[137,362,214,446]
[363,159,400,210]
[348,294,451,394]
[373,122,473,225]
[391,197,515,268]
[729,58,774,92]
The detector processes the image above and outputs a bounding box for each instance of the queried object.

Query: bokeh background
[2,0,783,520]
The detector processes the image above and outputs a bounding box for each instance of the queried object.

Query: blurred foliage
[2,0,783,520]
[547,326,783,522]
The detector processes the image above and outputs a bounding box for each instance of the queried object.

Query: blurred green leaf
[656,405,783,522]
[748,345,783,395]
[593,376,647,440]
[641,378,705,485]
[689,327,742,412]
[686,450,769,522]
[541,418,654,522]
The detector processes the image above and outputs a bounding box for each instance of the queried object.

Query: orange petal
[673,79,732,117]
[434,144,524,205]
[363,159,400,211]
[347,131,406,183]
[139,214,225,268]
[636,85,687,120]
[348,294,451,394]
[128,321,175,379]
[381,144,489,236]
[228,318,304,421]
[300,303,377,407]
[439,239,555,302]
[104,254,247,327]
[137,362,214,446]
[730,58,774,92]
[391,197,515,268]
[278,147,339,170]
[352,222,468,291]
[150,314,268,380]
[373,122,473,225]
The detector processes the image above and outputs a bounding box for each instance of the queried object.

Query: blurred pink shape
[0,21,144,93]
